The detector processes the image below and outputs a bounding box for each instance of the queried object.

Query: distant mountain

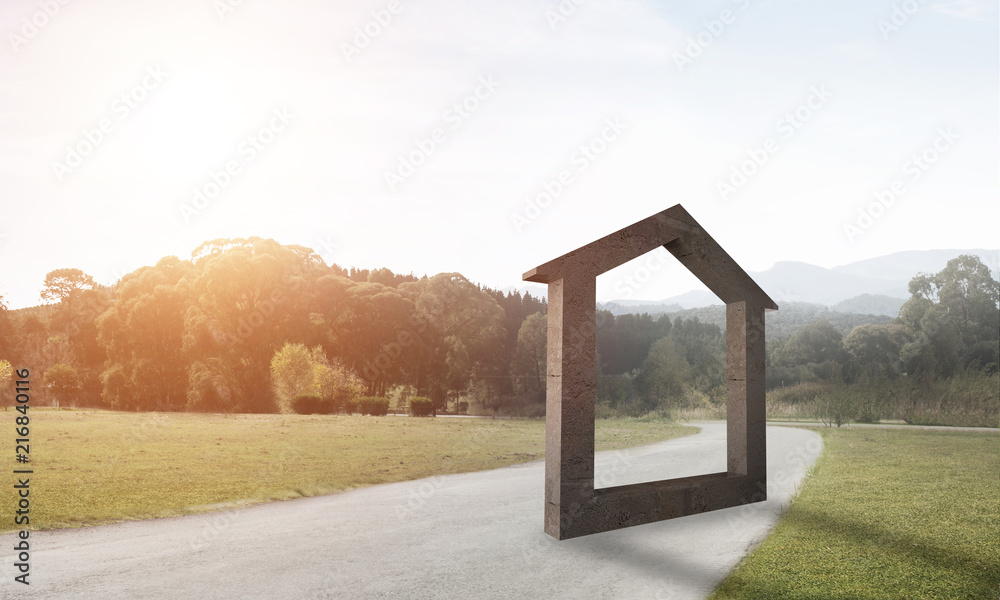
[830,249,999,281]
[602,301,684,316]
[600,290,720,315]
[617,302,895,340]
[750,249,998,306]
[747,261,910,306]
[597,249,998,311]
[832,294,905,318]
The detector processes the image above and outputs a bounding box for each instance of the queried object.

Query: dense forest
[0,239,996,423]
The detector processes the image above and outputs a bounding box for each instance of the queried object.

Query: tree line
[768,254,999,387]
[0,243,995,422]
[0,238,549,413]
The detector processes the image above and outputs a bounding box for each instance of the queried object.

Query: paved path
[765,420,998,433]
[4,423,822,600]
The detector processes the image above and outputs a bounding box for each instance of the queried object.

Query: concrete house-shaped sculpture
[523,204,778,540]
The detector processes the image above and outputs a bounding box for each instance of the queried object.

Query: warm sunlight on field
[1,409,696,532]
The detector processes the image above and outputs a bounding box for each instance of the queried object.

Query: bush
[291,395,326,415]
[342,398,357,414]
[455,401,469,415]
[357,397,389,416]
[410,396,435,417]
[815,387,854,428]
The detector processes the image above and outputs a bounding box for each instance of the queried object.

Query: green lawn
[712,427,1000,600]
[3,409,696,531]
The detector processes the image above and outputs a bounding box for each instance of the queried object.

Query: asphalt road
[3,422,822,600]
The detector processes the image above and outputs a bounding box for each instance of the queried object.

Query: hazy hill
[751,248,997,306]
[831,294,905,318]
[619,302,895,340]
[831,249,999,281]
[594,248,998,314]
[748,261,909,306]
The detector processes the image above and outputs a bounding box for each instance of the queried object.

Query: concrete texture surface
[524,205,778,538]
[3,423,821,600]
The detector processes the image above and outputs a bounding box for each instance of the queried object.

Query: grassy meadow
[711,427,1000,600]
[2,409,696,531]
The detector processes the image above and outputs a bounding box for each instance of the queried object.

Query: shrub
[410,396,435,417]
[815,387,855,428]
[342,398,358,415]
[455,401,469,415]
[357,397,389,416]
[318,397,339,415]
[291,395,325,415]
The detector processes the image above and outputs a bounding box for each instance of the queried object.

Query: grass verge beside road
[3,409,696,532]
[711,427,999,600]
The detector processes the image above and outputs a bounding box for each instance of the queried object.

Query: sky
[0,0,997,310]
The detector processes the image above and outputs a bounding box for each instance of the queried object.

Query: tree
[97,256,193,411]
[900,303,961,376]
[322,280,413,395]
[511,312,546,404]
[919,255,998,341]
[45,363,79,407]
[772,319,845,369]
[38,269,111,407]
[0,360,13,410]
[901,255,999,373]
[0,296,15,365]
[312,349,365,408]
[843,324,910,379]
[482,288,547,401]
[635,336,690,412]
[184,237,326,412]
[596,312,668,376]
[270,343,318,413]
[41,268,96,303]
[398,273,506,409]
[270,344,364,413]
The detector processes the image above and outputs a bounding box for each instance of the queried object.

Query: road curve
[4,423,821,600]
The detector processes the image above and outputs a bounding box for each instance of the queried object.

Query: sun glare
[125,70,245,179]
